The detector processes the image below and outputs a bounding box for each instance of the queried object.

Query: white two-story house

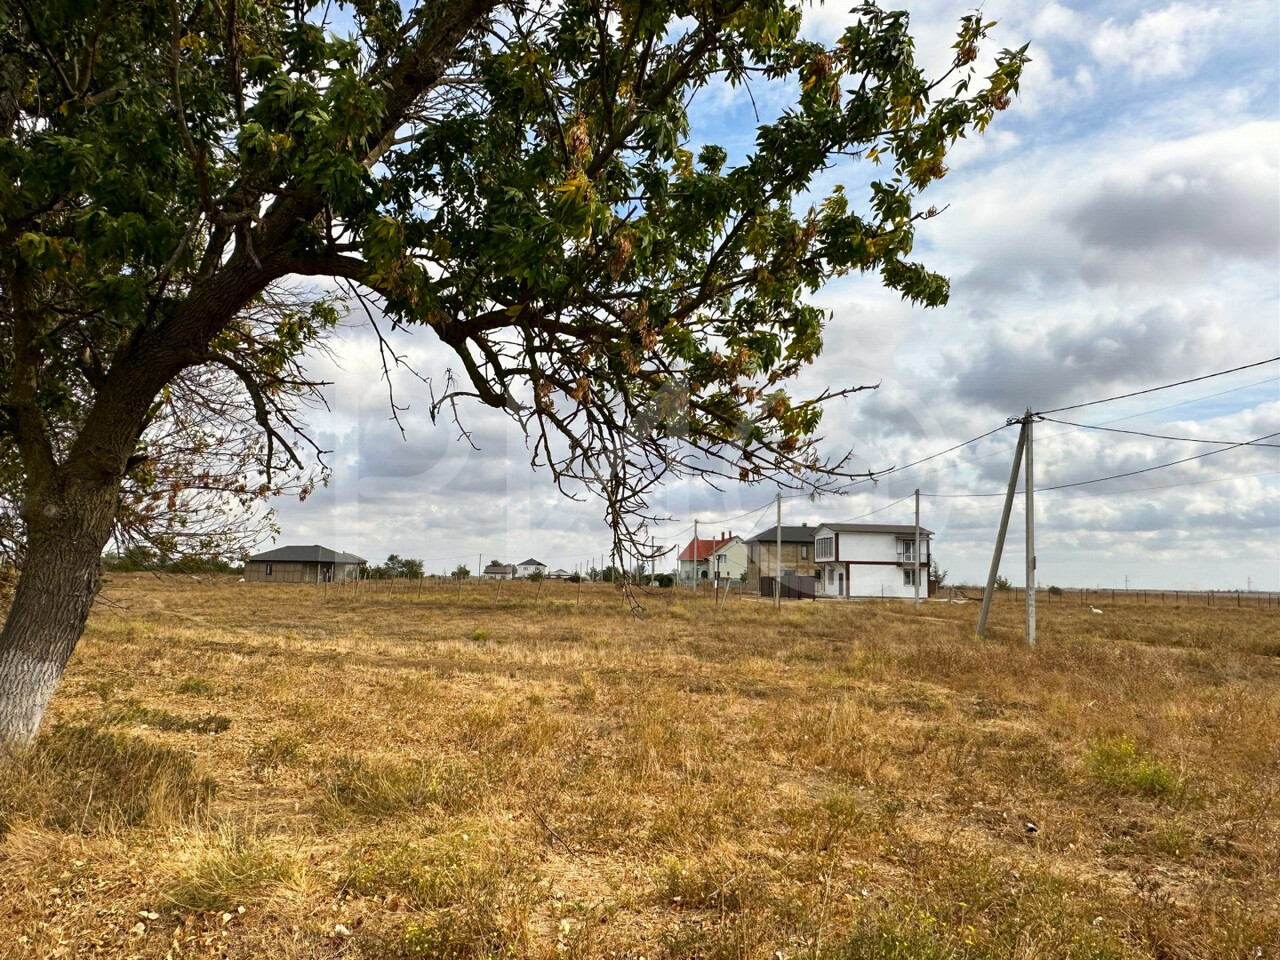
[515,558,548,579]
[813,523,933,599]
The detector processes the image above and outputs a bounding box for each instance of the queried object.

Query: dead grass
[0,574,1276,958]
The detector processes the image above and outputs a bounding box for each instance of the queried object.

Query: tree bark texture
[0,477,118,747]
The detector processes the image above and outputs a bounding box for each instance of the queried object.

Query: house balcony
[895,549,930,566]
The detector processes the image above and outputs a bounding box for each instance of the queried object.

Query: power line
[1039,416,1280,448]
[880,375,1280,493]
[1034,357,1280,416]
[1041,470,1278,503]
[840,423,1013,491]
[922,430,1279,498]
[1037,431,1279,493]
[829,493,915,523]
[1094,375,1280,425]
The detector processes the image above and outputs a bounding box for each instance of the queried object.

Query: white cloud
[1090,3,1223,80]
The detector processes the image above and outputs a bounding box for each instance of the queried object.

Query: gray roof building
[247,544,366,564]
[747,524,817,543]
[243,544,367,583]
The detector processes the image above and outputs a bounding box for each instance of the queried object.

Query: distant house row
[678,521,933,599]
[243,548,573,583]
[244,521,932,598]
[480,558,571,579]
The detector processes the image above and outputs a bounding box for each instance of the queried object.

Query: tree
[371,553,424,579]
[451,564,471,580]
[0,0,1025,744]
[929,557,948,588]
[995,574,1012,592]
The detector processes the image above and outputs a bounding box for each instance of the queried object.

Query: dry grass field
[1,574,1277,959]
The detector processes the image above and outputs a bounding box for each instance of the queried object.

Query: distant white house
[482,561,516,579]
[516,558,548,579]
[548,568,572,579]
[813,523,933,599]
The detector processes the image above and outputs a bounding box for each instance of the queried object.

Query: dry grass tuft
[163,823,294,914]
[317,754,485,822]
[0,723,216,836]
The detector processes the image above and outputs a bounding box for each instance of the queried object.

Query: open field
[2,574,1277,959]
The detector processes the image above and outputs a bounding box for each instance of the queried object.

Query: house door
[837,571,844,596]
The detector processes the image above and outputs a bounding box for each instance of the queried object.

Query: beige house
[243,545,366,583]
[745,524,818,590]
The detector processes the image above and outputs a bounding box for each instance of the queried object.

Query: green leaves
[0,0,1025,579]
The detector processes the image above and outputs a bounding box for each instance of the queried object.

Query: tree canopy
[0,0,1025,744]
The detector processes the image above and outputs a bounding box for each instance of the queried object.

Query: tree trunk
[0,479,116,747]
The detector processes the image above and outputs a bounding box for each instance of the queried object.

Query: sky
[273,0,1280,590]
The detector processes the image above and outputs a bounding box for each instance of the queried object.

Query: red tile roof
[677,536,736,561]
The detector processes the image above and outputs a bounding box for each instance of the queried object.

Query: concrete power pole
[977,417,1028,639]
[914,489,921,611]
[692,519,698,593]
[774,492,782,609]
[1024,411,1036,647]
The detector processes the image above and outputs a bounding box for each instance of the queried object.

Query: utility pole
[977,417,1028,638]
[774,492,782,609]
[1024,410,1036,647]
[1124,575,1129,591]
[913,488,921,611]
[693,519,698,593]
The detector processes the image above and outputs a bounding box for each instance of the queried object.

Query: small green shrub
[1085,736,1184,799]
[0,724,216,836]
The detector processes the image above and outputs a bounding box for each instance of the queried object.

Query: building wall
[813,528,930,598]
[515,564,546,578]
[245,560,316,582]
[836,531,899,563]
[709,540,748,580]
[847,563,919,598]
[746,540,817,588]
[244,561,362,582]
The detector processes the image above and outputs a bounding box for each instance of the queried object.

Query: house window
[903,568,916,586]
[749,544,757,563]
[801,544,809,560]
[265,563,273,576]
[816,536,834,561]
[827,567,834,586]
